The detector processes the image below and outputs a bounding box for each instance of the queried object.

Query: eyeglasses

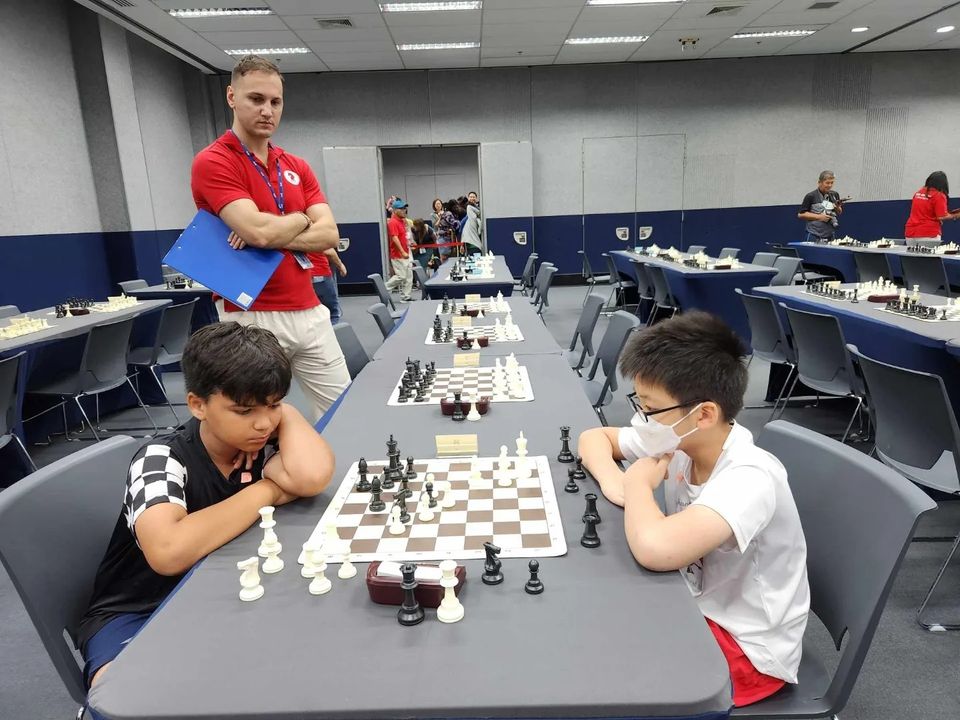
[627,393,707,422]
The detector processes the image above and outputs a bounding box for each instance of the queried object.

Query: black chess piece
[564,468,580,494]
[397,563,425,626]
[451,390,465,422]
[425,481,437,508]
[482,541,504,585]
[583,493,601,524]
[580,514,601,548]
[398,475,410,501]
[355,457,371,492]
[524,559,544,595]
[572,456,587,481]
[395,495,411,524]
[368,477,385,512]
[557,426,575,463]
[406,456,417,480]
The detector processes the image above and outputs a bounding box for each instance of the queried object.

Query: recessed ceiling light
[169,8,274,18]
[565,35,649,44]
[397,41,480,50]
[380,1,481,11]
[730,29,817,39]
[224,47,311,56]
[937,25,955,33]
[851,27,869,33]
[586,0,685,5]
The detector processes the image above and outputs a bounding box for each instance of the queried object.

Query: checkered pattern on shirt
[124,444,188,537]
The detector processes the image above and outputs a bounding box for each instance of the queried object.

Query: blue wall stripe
[336,221,384,284]
[486,216,533,277]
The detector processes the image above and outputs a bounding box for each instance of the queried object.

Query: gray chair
[770,243,833,284]
[718,246,741,259]
[751,251,779,267]
[0,435,140,720]
[780,305,863,443]
[581,310,641,425]
[367,302,396,341]
[0,352,36,472]
[367,273,403,319]
[602,253,635,310]
[333,322,370,380]
[853,252,894,285]
[26,318,158,442]
[118,279,148,294]
[515,253,538,296]
[645,264,679,326]
[533,265,558,316]
[564,293,605,373]
[127,299,198,427]
[686,245,706,255]
[0,304,21,319]
[732,421,936,718]
[527,263,555,308]
[628,258,655,323]
[412,265,430,301]
[577,250,611,305]
[846,344,960,631]
[735,289,796,420]
[899,254,952,296]
[770,256,802,286]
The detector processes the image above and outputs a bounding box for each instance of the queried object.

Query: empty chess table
[127,282,218,331]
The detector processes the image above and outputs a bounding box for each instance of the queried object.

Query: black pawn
[452,390,465,422]
[355,457,371,492]
[557,426,575,463]
[397,563,425,626]
[581,514,601,548]
[398,475,411,501]
[425,481,437,508]
[368,477,385,512]
[406,456,417,480]
[395,495,410,524]
[524,559,544,595]
[583,493,601,524]
[482,541,504,585]
[564,468,580,494]
[572,456,587,481]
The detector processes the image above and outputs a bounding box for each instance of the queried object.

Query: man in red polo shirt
[191,55,349,421]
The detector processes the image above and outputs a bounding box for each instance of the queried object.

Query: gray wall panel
[636,135,685,213]
[583,137,636,215]
[480,142,533,220]
[428,68,531,144]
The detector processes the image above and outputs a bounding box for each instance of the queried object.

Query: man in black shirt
[78,322,335,704]
[798,170,844,241]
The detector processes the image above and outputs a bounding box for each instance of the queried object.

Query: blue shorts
[82,612,152,689]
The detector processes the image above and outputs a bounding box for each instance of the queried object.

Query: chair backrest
[82,318,136,390]
[751,251,779,267]
[734,290,793,365]
[769,256,801,286]
[718,247,740,259]
[847,344,960,494]
[0,435,140,705]
[646,264,674,306]
[756,421,935,713]
[629,259,653,298]
[535,266,558,312]
[899,254,951,296]
[577,250,595,282]
[0,351,26,437]
[852,252,893,284]
[586,310,642,398]
[412,265,429,300]
[569,293,606,355]
[686,245,706,255]
[333,322,370,380]
[529,263,553,303]
[769,243,800,258]
[782,305,854,395]
[367,302,396,340]
[601,253,622,288]
[521,253,538,287]
[151,299,198,364]
[367,273,396,310]
[118,279,148,294]
[0,304,20,319]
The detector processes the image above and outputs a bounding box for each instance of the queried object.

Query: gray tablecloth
[425,256,517,299]
[89,351,731,720]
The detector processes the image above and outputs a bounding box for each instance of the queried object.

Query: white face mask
[629,404,703,457]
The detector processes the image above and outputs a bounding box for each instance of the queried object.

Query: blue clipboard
[164,210,283,309]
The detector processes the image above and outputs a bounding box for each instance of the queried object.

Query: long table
[610,250,776,343]
[89,294,732,720]
[127,283,218,331]
[424,255,517,299]
[790,242,960,286]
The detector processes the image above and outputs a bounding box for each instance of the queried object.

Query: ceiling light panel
[730,29,818,39]
[397,41,481,50]
[380,1,482,11]
[169,7,273,18]
[566,35,649,44]
[586,0,684,5]
[224,47,311,55]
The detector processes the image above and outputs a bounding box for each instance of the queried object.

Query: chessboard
[424,324,524,345]
[387,364,535,406]
[878,303,960,323]
[303,455,566,562]
[435,300,511,315]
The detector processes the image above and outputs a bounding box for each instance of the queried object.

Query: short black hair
[618,311,748,421]
[924,170,949,196]
[182,322,291,405]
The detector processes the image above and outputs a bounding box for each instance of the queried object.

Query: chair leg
[916,531,960,632]
[596,405,608,426]
[774,374,801,421]
[582,279,595,306]
[76,705,87,720]
[74,396,101,442]
[126,378,160,436]
[840,396,863,444]
[12,433,38,472]
[148,365,181,426]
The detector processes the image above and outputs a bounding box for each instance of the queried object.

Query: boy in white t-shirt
[578,311,809,707]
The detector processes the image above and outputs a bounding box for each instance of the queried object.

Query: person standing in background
[385,198,413,301]
[429,197,444,229]
[904,171,960,247]
[797,171,844,242]
[190,54,349,421]
[308,248,347,325]
[435,199,460,260]
[412,218,438,273]
[461,191,482,254]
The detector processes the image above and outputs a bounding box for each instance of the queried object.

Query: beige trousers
[217,302,350,423]
[386,257,413,298]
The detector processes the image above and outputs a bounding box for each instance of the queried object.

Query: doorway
[379,145,481,221]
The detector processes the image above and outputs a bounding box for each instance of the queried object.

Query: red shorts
[706,618,786,707]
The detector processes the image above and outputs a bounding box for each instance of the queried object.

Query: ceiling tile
[265,0,382,13]
[281,12,386,31]
[201,30,304,48]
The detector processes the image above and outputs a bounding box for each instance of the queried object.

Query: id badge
[293,251,313,269]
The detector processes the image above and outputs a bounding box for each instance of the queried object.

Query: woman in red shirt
[905,171,960,247]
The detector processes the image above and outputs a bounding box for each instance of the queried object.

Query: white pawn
[257,506,281,559]
[467,400,481,422]
[440,479,456,509]
[437,559,464,623]
[338,551,358,580]
[388,505,405,535]
[418,496,436,523]
[308,549,332,595]
[262,544,284,574]
[301,541,317,578]
[516,430,528,457]
[477,308,484,319]
[237,557,264,602]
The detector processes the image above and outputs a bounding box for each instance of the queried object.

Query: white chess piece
[497,445,513,487]
[436,559,464,623]
[338,551,358,580]
[301,542,317,578]
[516,430,528,457]
[308,549,332,595]
[257,506,281,558]
[237,557,264,602]
[325,522,340,542]
[466,400,481,422]
[440,479,456,509]
[388,506,405,535]
[262,543,284,574]
[477,308,484,319]
[418,495,436,523]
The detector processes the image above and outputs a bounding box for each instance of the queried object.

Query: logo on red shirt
[283,169,301,186]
